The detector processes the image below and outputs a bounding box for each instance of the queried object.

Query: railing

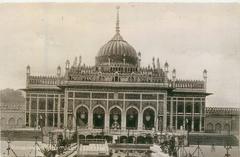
[28,76,64,85]
[169,79,205,89]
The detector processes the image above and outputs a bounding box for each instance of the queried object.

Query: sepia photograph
[0,2,239,157]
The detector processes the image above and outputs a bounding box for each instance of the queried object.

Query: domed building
[23,8,210,143]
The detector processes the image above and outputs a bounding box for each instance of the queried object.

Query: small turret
[172,68,176,87]
[26,65,30,76]
[73,57,78,67]
[172,68,176,80]
[66,60,70,70]
[203,69,207,90]
[26,65,30,87]
[152,57,155,70]
[164,61,169,73]
[57,65,61,77]
[157,58,160,71]
[78,56,82,67]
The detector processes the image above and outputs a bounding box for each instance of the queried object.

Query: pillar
[29,96,31,127]
[122,94,126,131]
[88,92,93,130]
[170,98,173,131]
[64,90,68,128]
[138,94,143,130]
[45,96,47,127]
[192,99,194,131]
[57,94,61,128]
[163,93,167,131]
[37,96,39,128]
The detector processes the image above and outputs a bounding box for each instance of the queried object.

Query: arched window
[215,123,222,133]
[93,106,105,129]
[143,108,155,130]
[109,107,121,130]
[207,123,213,132]
[17,118,24,127]
[8,118,15,126]
[76,106,88,128]
[126,108,138,130]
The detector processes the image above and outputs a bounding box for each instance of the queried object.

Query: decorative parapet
[28,75,64,86]
[206,107,240,116]
[169,79,205,89]
[67,66,166,83]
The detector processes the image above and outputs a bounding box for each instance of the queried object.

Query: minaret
[152,57,155,70]
[157,58,160,72]
[78,55,82,67]
[57,65,61,77]
[116,6,120,34]
[203,69,207,91]
[65,59,70,79]
[172,68,176,87]
[164,61,169,82]
[26,65,30,87]
[57,65,61,84]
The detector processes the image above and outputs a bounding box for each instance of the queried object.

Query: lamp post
[224,144,232,157]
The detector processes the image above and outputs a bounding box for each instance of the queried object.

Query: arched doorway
[224,124,230,134]
[126,107,138,130]
[109,107,121,130]
[17,118,24,127]
[143,108,155,130]
[1,118,6,126]
[215,123,222,134]
[8,118,15,126]
[207,123,214,132]
[93,106,105,129]
[76,106,88,128]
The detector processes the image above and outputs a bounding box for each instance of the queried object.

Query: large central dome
[96,8,139,66]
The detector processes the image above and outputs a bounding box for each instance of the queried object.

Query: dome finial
[116,6,120,33]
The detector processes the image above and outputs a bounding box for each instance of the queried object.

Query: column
[57,94,61,128]
[45,96,47,127]
[64,90,68,128]
[156,94,159,131]
[89,92,93,130]
[176,98,178,130]
[105,94,109,132]
[121,93,126,131]
[29,96,31,127]
[163,93,167,131]
[36,96,39,128]
[53,97,55,127]
[170,97,173,131]
[200,99,202,131]
[138,94,143,130]
[72,93,76,130]
[183,98,185,129]
[192,98,194,131]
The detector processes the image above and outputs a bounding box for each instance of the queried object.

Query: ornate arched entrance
[224,124,230,134]
[76,106,88,128]
[207,123,213,132]
[93,106,105,129]
[109,107,121,129]
[126,107,138,130]
[215,123,222,133]
[8,118,15,126]
[143,108,155,130]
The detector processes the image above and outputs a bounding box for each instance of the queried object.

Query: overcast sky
[0,3,239,107]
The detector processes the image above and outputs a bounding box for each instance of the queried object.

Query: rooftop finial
[116,6,120,33]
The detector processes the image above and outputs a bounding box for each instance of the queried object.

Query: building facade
[23,10,210,135]
[0,103,25,130]
[205,107,240,136]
